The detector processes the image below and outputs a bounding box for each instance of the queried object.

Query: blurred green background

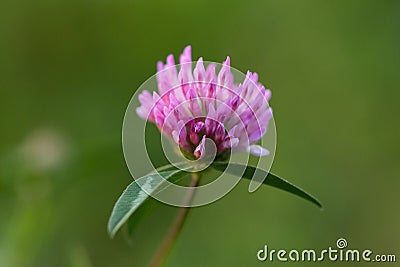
[1,0,399,266]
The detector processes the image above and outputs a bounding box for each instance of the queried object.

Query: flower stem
[148,173,200,267]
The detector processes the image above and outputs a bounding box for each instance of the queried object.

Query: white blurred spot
[19,128,69,170]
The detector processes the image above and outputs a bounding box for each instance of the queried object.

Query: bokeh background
[1,0,399,266]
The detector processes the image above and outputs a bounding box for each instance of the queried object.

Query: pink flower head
[136,46,272,160]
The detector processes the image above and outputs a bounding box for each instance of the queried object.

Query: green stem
[148,173,200,267]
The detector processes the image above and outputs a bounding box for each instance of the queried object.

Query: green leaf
[210,162,322,209]
[125,173,196,239]
[107,168,186,238]
[108,162,322,238]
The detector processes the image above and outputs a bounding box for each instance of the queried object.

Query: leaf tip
[318,203,324,211]
[311,198,323,210]
[107,221,116,239]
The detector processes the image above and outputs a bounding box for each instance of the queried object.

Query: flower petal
[248,144,270,156]
[194,135,206,159]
